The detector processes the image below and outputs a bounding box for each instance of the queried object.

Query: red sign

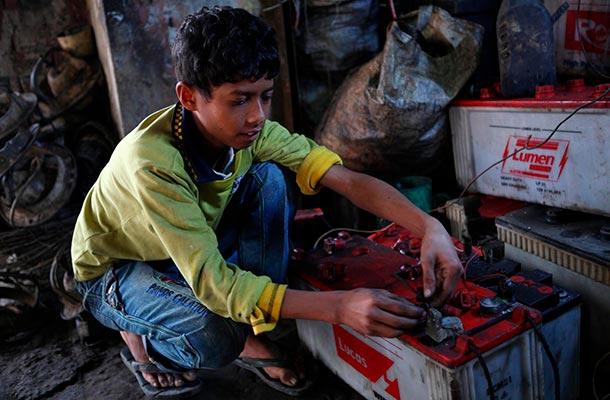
[333,325,401,400]
[501,136,569,181]
[565,10,610,55]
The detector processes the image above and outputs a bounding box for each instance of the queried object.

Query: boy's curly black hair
[172,6,279,97]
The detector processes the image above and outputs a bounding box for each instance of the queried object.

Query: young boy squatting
[71,6,463,398]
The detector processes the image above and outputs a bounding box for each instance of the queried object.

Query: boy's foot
[120,331,198,389]
[236,333,315,395]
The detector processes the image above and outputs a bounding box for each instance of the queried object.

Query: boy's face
[178,78,274,154]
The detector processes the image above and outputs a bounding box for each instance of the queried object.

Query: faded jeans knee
[184,315,250,369]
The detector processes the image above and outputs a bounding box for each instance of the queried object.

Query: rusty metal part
[321,231,352,254]
[424,308,464,343]
[30,47,65,103]
[0,272,38,309]
[0,143,77,227]
[72,121,114,198]
[38,116,67,139]
[30,48,102,121]
[317,261,347,282]
[0,123,39,177]
[50,244,83,320]
[57,25,95,58]
[0,213,76,273]
[47,52,89,98]
[0,92,37,142]
[0,91,9,111]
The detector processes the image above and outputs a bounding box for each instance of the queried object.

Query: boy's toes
[142,372,160,388]
[157,373,169,387]
[183,370,198,381]
[280,370,299,387]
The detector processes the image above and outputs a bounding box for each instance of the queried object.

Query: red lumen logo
[501,136,569,181]
[565,10,610,55]
[333,325,401,400]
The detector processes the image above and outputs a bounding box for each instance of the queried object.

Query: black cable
[525,314,560,400]
[468,343,496,400]
[593,351,610,400]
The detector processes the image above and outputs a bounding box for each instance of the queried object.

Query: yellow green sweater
[71,103,341,331]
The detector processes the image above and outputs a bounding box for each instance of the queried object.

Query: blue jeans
[76,162,296,370]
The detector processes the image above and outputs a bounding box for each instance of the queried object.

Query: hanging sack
[315,6,484,176]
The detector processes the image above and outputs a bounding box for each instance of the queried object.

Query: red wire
[460,253,478,287]
[389,0,397,20]
[463,253,477,274]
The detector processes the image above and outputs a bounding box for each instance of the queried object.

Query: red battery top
[452,80,610,109]
[293,225,542,368]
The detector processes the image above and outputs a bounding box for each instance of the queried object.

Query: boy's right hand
[335,288,425,337]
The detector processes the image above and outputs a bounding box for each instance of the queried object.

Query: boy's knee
[252,162,288,188]
[187,317,249,369]
[251,162,297,204]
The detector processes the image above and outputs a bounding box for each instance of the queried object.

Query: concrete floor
[0,302,364,400]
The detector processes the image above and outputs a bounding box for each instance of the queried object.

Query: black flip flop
[120,346,202,399]
[233,349,317,396]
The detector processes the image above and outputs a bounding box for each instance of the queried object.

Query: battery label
[565,9,610,55]
[333,325,401,400]
[501,136,570,181]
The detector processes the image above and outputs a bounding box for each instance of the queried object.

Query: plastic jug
[496,0,557,98]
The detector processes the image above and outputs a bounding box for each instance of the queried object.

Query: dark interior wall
[0,0,89,91]
[97,0,200,135]
[2,0,267,136]
[91,0,263,136]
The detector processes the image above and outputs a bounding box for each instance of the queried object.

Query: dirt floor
[0,292,364,400]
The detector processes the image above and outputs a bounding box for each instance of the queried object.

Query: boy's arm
[318,164,463,306]
[280,165,463,338]
[280,288,426,337]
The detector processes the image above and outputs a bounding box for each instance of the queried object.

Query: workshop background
[0,0,609,399]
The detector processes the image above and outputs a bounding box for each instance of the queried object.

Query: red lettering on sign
[333,325,401,400]
[501,136,569,181]
[565,10,610,55]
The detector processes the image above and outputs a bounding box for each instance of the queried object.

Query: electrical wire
[430,86,610,213]
[462,253,478,275]
[525,314,560,400]
[468,343,496,400]
[593,351,610,400]
[312,224,392,249]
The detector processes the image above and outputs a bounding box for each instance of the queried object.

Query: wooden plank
[260,0,296,132]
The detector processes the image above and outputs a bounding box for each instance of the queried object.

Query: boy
[71,6,462,398]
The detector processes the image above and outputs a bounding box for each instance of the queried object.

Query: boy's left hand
[419,219,463,307]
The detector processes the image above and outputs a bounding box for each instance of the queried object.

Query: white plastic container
[297,321,544,400]
[449,82,610,217]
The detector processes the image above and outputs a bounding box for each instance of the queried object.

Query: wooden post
[260,0,297,132]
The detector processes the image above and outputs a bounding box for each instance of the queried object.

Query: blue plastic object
[496,0,557,98]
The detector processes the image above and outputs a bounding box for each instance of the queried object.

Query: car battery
[449,80,610,217]
[543,0,610,78]
[291,227,545,400]
[464,251,582,400]
[377,225,582,400]
[496,204,610,398]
